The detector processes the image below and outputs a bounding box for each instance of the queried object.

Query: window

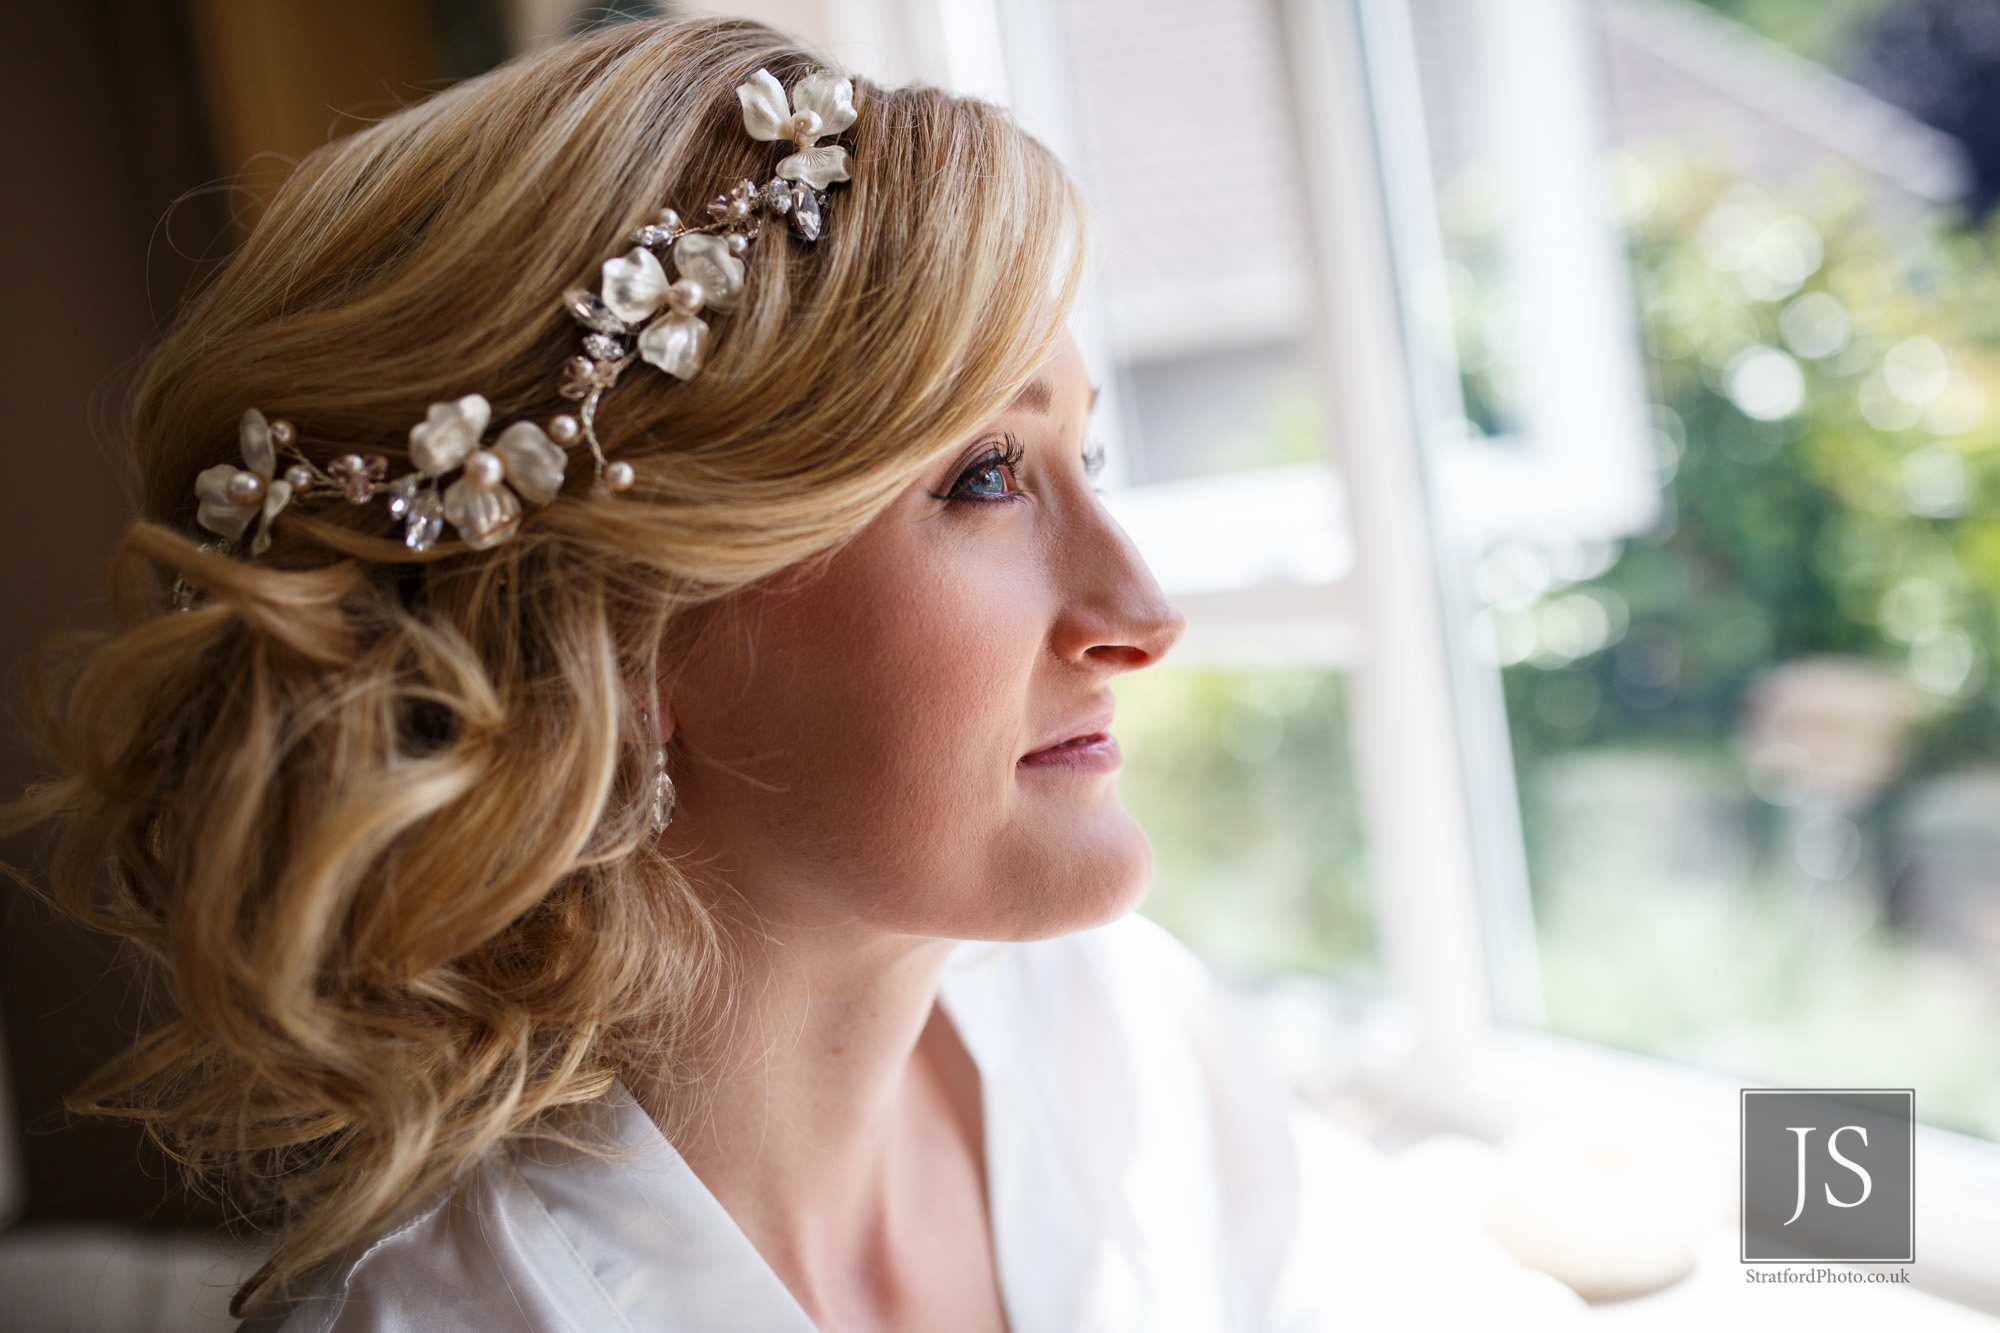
[749,0,2000,1305]
[1402,0,2000,1145]
[1366,0,2000,1301]
[1050,0,1383,990]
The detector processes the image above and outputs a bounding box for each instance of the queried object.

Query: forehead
[1006,356,1099,417]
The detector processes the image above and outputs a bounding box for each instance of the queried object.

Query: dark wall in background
[1,0,507,1235]
[0,0,219,1232]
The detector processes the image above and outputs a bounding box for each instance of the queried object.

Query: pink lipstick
[1018,731,1121,773]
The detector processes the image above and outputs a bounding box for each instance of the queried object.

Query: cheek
[671,513,1155,941]
[676,543,1043,909]
[823,560,1035,818]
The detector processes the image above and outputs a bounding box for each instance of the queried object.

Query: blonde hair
[3,16,1080,1313]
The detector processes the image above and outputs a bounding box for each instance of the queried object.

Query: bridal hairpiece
[192,67,858,558]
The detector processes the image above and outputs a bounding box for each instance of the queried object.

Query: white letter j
[1783,1127,1815,1226]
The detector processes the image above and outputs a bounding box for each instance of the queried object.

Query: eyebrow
[1012,378,1054,414]
[1007,380,1102,415]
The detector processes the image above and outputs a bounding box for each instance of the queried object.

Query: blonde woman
[7,16,1581,1333]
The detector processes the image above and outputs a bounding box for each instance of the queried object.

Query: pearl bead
[225,470,264,506]
[605,461,636,491]
[547,414,581,445]
[790,109,823,143]
[284,464,314,489]
[666,279,706,316]
[269,419,296,447]
[463,449,505,488]
[655,208,680,229]
[727,234,748,256]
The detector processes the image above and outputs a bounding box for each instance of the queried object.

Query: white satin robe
[249,916,1583,1332]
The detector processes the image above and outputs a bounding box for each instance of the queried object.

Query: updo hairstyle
[3,16,1081,1311]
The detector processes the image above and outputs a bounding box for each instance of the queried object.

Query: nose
[1050,491,1186,673]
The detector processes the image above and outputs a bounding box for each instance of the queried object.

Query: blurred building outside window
[1059,0,1381,1001]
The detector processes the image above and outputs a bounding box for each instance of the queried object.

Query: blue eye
[964,462,1011,496]
[943,436,1026,503]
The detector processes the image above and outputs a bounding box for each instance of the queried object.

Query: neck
[624,913,984,1314]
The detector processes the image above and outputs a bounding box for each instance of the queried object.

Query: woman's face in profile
[663,335,1184,941]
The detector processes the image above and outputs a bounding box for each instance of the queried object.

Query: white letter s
[1824,1125,1872,1208]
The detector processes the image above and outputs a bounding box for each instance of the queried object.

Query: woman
[8,16,1579,1333]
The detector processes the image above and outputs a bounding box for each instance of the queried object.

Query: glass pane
[1115,668,1377,985]
[1056,0,1376,983]
[1408,0,2000,1136]
[1062,0,1322,482]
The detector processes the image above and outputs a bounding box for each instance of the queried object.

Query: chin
[988,803,1154,943]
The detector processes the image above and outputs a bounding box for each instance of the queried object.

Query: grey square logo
[1741,1089,1914,1263]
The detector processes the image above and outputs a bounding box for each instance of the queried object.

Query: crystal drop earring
[639,708,676,833]
[651,752,676,833]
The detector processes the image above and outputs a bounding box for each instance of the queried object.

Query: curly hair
[2,15,1081,1313]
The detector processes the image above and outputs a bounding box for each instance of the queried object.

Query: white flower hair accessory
[193,66,859,560]
[737,68,858,193]
[194,409,295,556]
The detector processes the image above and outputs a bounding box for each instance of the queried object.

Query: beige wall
[508,0,841,52]
[505,0,1009,99]
[677,0,836,45]
[185,0,440,223]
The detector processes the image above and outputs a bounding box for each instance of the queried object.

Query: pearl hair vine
[190,67,859,560]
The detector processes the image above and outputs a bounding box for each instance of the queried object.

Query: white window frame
[1297,0,2000,1310]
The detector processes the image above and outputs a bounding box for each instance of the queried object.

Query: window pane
[1407,0,2000,1136]
[1116,669,1377,985]
[1062,0,1320,481]
[1057,0,1376,983]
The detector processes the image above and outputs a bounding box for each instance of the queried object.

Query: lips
[1020,701,1121,773]
[1018,731,1121,773]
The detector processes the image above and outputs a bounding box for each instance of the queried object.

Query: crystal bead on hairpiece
[192,66,858,563]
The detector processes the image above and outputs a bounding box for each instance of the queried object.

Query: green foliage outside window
[1455,152,2000,1135]
[1496,157,2000,772]
[1688,0,1899,68]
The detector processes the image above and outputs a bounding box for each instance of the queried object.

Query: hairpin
[192,67,858,559]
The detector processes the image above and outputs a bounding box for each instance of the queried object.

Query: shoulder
[240,1154,627,1333]
[242,1093,812,1333]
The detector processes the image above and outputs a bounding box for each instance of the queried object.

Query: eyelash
[936,434,1107,503]
[941,435,1027,503]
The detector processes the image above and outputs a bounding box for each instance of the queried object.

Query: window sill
[1424,1025,2000,1317]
